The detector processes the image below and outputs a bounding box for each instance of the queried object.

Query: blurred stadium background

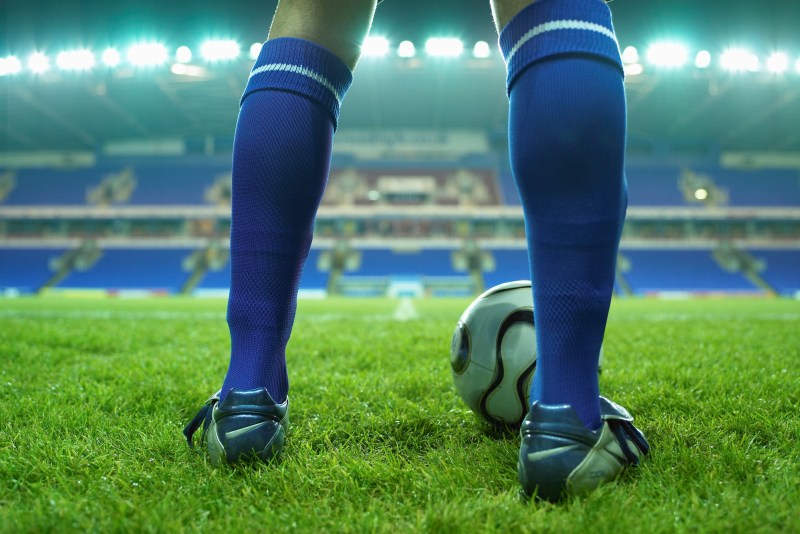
[1,1,798,300]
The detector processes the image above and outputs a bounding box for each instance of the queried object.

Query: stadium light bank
[1,37,798,77]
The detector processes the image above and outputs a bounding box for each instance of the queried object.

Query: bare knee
[268,0,378,70]
[491,0,610,33]
[490,0,536,34]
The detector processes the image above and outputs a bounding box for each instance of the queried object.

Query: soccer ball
[450,280,536,427]
[450,280,603,427]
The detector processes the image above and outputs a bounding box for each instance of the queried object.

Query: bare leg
[490,0,537,32]
[268,0,378,69]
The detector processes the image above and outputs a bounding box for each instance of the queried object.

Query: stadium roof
[4,0,800,47]
[2,56,799,153]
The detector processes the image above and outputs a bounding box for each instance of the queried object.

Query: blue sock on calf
[500,0,627,429]
[221,38,353,403]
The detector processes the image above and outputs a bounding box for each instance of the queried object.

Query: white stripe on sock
[249,63,342,106]
[506,19,618,65]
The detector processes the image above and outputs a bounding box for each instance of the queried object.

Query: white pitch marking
[0,309,405,322]
[612,313,800,322]
[392,297,419,321]
[0,310,223,321]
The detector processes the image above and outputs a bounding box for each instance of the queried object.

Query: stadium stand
[4,160,796,209]
[1,169,108,206]
[483,248,529,288]
[1,154,797,296]
[58,248,193,291]
[497,170,521,206]
[352,248,459,277]
[0,162,232,206]
[126,165,227,205]
[297,250,331,290]
[196,258,231,290]
[496,165,800,208]
[0,247,68,293]
[198,249,329,292]
[323,168,500,206]
[748,249,800,296]
[707,168,800,207]
[626,167,689,206]
[334,247,473,297]
[620,249,759,295]
[496,166,724,208]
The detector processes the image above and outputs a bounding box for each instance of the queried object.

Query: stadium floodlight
[766,52,788,74]
[695,50,712,69]
[425,37,464,58]
[621,46,639,64]
[56,49,95,71]
[175,46,193,63]
[171,63,206,77]
[362,36,390,58]
[0,56,22,76]
[249,42,263,60]
[127,42,168,67]
[102,48,121,67]
[28,52,50,74]
[472,41,491,59]
[397,40,416,58]
[645,41,689,68]
[623,63,644,76]
[694,188,709,201]
[721,48,759,72]
[200,39,240,62]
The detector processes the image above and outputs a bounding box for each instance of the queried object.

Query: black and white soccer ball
[450,280,603,427]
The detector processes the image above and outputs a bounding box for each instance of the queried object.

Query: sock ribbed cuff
[241,37,354,129]
[499,0,622,93]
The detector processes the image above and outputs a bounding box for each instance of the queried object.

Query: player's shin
[500,0,627,430]
[221,38,354,404]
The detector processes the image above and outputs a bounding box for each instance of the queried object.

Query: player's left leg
[490,0,649,500]
[183,0,378,465]
[220,0,377,410]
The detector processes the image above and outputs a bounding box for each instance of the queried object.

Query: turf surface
[1,297,798,532]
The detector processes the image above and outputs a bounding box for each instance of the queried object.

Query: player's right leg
[490,0,650,500]
[183,0,378,465]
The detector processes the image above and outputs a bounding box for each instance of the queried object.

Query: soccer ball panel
[484,320,536,425]
[450,280,605,427]
[450,280,535,426]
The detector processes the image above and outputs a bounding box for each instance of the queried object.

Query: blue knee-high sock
[500,0,627,429]
[221,38,353,403]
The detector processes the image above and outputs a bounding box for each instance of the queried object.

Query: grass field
[1,296,798,532]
